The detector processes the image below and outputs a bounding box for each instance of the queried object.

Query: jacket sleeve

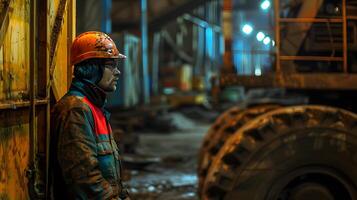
[57,107,117,200]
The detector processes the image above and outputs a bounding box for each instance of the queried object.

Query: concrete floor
[122,113,210,200]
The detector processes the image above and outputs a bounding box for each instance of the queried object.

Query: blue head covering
[73,58,104,84]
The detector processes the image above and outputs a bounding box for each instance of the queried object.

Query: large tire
[197,106,242,193]
[198,106,242,167]
[202,105,357,200]
[197,104,280,195]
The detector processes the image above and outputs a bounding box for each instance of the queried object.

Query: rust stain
[49,0,67,69]
[0,108,30,199]
[0,0,74,197]
[52,2,70,100]
[94,34,114,52]
[0,0,30,102]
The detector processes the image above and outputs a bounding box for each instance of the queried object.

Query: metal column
[152,32,160,96]
[342,0,347,73]
[141,0,150,104]
[274,0,281,74]
[101,0,112,33]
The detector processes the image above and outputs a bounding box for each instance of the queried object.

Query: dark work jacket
[50,79,126,200]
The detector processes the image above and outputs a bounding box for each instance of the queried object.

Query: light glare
[255,68,262,76]
[256,32,265,41]
[261,0,271,10]
[242,24,253,35]
[263,37,271,45]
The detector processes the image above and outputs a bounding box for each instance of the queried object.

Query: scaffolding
[221,0,357,90]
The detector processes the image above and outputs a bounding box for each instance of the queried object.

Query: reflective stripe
[82,96,110,135]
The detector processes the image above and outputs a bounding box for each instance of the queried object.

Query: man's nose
[113,68,120,75]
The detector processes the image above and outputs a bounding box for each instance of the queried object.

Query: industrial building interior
[2,0,357,199]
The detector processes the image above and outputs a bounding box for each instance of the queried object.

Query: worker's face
[98,59,121,92]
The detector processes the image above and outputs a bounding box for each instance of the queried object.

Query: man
[50,31,130,200]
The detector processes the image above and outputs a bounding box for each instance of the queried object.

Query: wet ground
[121,112,210,200]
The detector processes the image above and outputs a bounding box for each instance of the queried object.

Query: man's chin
[102,86,116,92]
[107,87,116,92]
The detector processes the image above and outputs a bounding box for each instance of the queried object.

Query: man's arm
[57,107,116,199]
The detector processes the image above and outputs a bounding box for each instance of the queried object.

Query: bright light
[255,68,262,76]
[272,40,276,46]
[261,0,271,10]
[242,24,253,35]
[256,32,265,41]
[263,36,271,45]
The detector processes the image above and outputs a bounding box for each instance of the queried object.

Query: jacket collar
[69,78,107,108]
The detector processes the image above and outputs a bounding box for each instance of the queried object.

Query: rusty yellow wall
[51,0,75,100]
[0,110,30,200]
[0,0,30,101]
[0,0,75,199]
[0,0,30,199]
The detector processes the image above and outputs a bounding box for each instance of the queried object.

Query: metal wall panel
[0,0,30,198]
[0,109,30,199]
[0,0,30,101]
[50,0,75,100]
[0,0,75,199]
[52,0,74,100]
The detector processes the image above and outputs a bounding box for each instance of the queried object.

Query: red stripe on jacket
[82,97,111,135]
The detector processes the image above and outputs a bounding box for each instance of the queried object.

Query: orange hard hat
[70,31,126,66]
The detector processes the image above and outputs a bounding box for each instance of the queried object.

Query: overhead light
[256,32,265,41]
[261,0,271,10]
[263,36,271,45]
[242,24,253,35]
[255,68,262,76]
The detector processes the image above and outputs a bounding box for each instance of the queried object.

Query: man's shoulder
[53,94,90,114]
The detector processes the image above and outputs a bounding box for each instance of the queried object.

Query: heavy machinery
[198,0,357,199]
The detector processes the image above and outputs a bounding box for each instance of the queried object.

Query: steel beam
[112,0,215,32]
[141,0,150,104]
[274,0,281,73]
[152,32,160,95]
[49,0,68,79]
[149,0,214,32]
[279,18,343,23]
[0,0,11,46]
[279,56,344,62]
[0,99,49,110]
[35,0,51,199]
[161,30,193,63]
[182,13,221,31]
[342,0,347,73]
[220,73,357,90]
[101,0,112,33]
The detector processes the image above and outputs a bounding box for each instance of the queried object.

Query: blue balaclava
[72,58,109,107]
[73,58,104,84]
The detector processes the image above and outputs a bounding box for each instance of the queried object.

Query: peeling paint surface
[0,0,74,198]
[51,0,73,100]
[0,0,31,198]
[0,0,30,101]
[52,0,70,100]
[0,109,30,199]
[0,0,30,199]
